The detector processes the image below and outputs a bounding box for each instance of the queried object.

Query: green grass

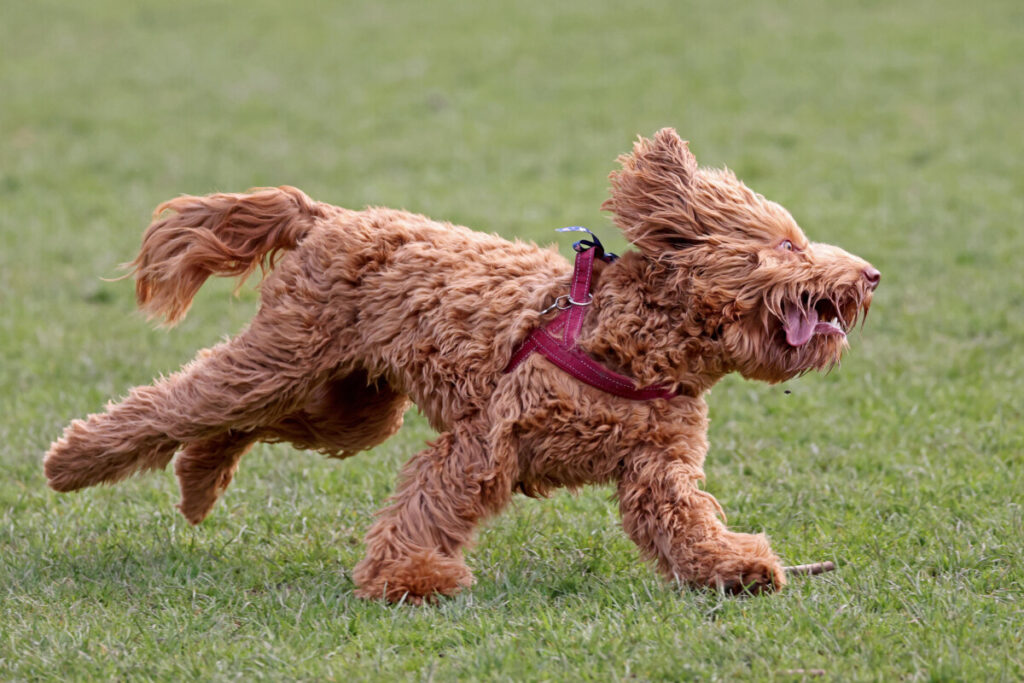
[2,0,1023,679]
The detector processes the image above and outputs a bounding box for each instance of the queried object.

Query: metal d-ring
[568,294,592,306]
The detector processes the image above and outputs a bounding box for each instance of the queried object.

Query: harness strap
[504,234,679,401]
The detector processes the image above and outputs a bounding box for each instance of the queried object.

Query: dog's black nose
[862,267,881,290]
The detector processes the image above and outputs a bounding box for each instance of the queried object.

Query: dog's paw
[353,549,474,604]
[694,531,786,595]
[713,560,784,595]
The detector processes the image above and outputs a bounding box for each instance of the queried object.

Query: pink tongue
[784,302,818,347]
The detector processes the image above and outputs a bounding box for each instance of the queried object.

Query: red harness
[504,233,679,401]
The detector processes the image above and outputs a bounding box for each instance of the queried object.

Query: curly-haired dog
[44,129,878,602]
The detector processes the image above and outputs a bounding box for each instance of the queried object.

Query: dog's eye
[778,240,796,252]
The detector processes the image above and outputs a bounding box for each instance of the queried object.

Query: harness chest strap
[504,242,679,401]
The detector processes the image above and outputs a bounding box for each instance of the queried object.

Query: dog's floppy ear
[602,128,705,254]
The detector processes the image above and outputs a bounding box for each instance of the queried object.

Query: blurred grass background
[1,0,1022,679]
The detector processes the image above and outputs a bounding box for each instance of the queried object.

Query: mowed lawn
[2,0,1022,679]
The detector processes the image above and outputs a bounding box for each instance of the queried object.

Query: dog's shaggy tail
[129,186,324,325]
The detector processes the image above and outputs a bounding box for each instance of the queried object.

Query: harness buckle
[540,295,572,315]
[540,292,593,315]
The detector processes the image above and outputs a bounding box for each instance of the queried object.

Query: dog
[44,129,878,602]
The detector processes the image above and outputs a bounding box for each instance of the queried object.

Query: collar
[505,230,680,401]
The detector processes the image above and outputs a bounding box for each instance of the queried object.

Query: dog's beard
[777,327,848,376]
[732,286,871,383]
[774,287,871,377]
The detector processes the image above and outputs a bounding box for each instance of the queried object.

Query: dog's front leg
[352,420,517,604]
[618,448,785,594]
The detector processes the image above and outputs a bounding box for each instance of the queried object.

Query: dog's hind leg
[171,372,410,526]
[44,388,186,493]
[353,418,518,604]
[174,431,258,525]
[44,314,332,495]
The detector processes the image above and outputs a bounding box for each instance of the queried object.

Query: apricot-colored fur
[44,129,878,602]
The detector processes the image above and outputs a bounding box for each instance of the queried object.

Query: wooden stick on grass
[783,561,836,576]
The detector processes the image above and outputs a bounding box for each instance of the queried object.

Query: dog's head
[603,128,878,383]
